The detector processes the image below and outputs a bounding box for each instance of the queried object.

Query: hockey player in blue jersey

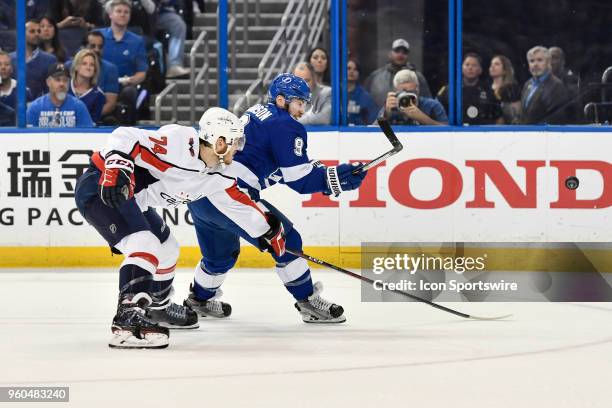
[184,73,368,323]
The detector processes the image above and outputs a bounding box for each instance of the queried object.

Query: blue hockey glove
[325,162,368,197]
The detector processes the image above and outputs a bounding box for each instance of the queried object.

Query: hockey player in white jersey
[74,107,286,348]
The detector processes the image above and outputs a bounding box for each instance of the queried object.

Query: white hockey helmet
[198,107,245,159]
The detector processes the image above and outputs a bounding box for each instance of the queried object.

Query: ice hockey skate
[294,281,346,323]
[109,293,170,349]
[146,295,199,329]
[184,285,232,318]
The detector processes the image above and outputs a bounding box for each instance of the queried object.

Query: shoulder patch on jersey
[293,137,304,157]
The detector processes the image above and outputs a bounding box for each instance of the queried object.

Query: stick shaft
[287,249,470,319]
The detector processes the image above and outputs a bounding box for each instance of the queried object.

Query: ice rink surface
[1,268,611,407]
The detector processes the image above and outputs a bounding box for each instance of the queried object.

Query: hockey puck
[565,176,579,190]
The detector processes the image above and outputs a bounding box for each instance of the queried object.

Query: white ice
[0,268,611,407]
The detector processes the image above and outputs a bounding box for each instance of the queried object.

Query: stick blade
[467,313,513,321]
[377,118,403,152]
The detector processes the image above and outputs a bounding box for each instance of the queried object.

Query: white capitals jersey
[93,125,269,238]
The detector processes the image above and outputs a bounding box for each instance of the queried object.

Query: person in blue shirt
[347,59,379,125]
[98,0,148,124]
[10,19,58,99]
[27,62,94,127]
[66,31,120,123]
[68,49,106,123]
[183,73,368,324]
[380,69,448,125]
[0,50,33,111]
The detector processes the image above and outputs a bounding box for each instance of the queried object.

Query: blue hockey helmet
[267,73,312,104]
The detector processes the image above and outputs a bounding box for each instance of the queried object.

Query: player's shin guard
[275,258,314,300]
[110,293,169,349]
[118,257,156,296]
[144,234,198,328]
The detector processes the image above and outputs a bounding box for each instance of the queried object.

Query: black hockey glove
[259,212,286,257]
[99,151,135,208]
[325,162,368,197]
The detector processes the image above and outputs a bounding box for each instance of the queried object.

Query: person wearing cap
[364,38,432,109]
[379,69,447,126]
[26,62,94,127]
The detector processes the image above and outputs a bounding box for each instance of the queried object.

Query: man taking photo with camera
[381,69,447,125]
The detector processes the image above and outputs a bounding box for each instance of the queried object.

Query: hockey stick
[287,249,512,321]
[351,118,404,175]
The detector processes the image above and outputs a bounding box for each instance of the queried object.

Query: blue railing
[6,1,612,131]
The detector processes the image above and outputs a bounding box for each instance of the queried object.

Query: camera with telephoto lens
[396,91,418,108]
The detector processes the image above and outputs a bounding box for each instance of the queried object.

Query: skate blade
[158,322,200,330]
[301,314,347,324]
[191,309,230,319]
[109,330,169,349]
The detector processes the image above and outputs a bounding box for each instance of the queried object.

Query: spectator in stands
[520,46,569,124]
[0,99,13,125]
[293,61,331,125]
[39,16,67,62]
[68,49,106,123]
[308,47,330,86]
[0,50,33,111]
[99,0,148,124]
[550,46,579,96]
[364,38,432,109]
[380,69,447,125]
[0,50,16,125]
[10,19,57,99]
[347,58,378,125]
[27,62,94,127]
[128,0,158,38]
[461,53,501,124]
[489,54,521,124]
[50,0,104,30]
[81,31,119,122]
[155,0,190,78]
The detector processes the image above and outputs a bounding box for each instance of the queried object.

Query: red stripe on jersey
[140,148,172,172]
[129,143,141,159]
[91,151,105,171]
[156,264,176,275]
[129,252,159,268]
[224,183,266,217]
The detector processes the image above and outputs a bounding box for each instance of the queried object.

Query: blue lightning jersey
[224,102,328,200]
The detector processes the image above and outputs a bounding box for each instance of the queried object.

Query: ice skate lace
[122,305,154,326]
[309,295,333,312]
[166,303,187,319]
[206,300,223,313]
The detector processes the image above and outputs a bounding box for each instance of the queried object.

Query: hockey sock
[275,257,313,300]
[193,261,228,301]
[284,270,314,301]
[150,274,174,303]
[119,263,153,297]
